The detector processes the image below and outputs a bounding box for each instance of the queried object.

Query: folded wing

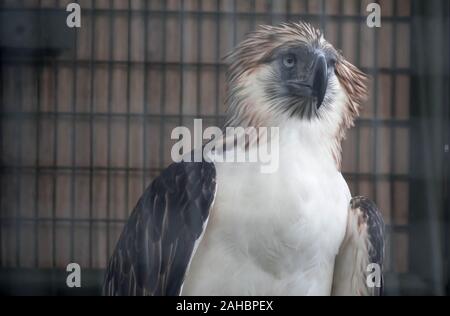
[332,196,385,296]
[103,161,217,296]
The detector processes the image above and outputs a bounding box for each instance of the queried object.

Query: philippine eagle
[103,22,385,296]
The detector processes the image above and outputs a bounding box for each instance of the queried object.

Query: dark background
[0,0,448,295]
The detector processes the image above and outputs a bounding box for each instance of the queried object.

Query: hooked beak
[286,53,328,109]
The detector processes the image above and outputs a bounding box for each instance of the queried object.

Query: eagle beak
[311,54,328,109]
[286,53,328,109]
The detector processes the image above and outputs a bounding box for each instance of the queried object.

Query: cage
[0,0,449,295]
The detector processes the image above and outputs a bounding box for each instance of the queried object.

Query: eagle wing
[331,196,385,296]
[103,160,217,296]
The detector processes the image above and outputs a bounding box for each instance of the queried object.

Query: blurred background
[0,0,448,295]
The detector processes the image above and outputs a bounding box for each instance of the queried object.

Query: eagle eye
[327,57,337,69]
[282,54,296,68]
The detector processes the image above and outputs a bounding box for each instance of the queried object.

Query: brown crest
[335,58,369,130]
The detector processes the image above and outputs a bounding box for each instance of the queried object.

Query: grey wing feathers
[103,161,217,296]
[332,196,385,296]
[350,197,385,273]
[350,196,385,296]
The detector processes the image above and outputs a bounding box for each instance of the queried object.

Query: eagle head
[224,22,368,164]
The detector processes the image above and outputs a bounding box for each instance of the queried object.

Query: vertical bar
[355,0,362,195]
[0,22,3,267]
[232,0,237,44]
[88,0,96,269]
[368,0,381,272]
[34,0,44,268]
[15,56,23,268]
[142,0,149,192]
[125,0,131,231]
[389,0,399,278]
[179,0,185,127]
[371,0,380,202]
[320,0,326,31]
[106,0,114,261]
[250,0,256,29]
[214,0,221,127]
[269,0,274,25]
[51,0,60,269]
[286,0,292,21]
[159,1,168,173]
[70,0,78,263]
[337,0,343,47]
[445,0,450,295]
[196,0,202,118]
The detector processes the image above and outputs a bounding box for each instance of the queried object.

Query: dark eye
[282,54,296,68]
[327,58,337,69]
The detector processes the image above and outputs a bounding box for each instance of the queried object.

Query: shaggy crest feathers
[335,58,369,129]
[224,22,323,85]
